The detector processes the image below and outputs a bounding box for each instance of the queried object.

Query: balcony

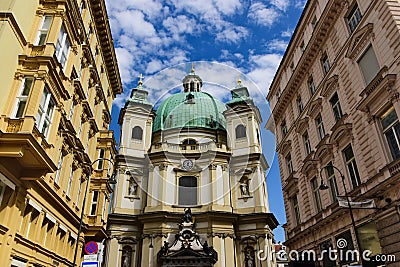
[0,116,56,179]
[151,141,227,154]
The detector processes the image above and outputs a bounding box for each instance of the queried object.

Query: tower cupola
[182,63,203,92]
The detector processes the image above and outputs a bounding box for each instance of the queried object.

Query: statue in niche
[121,246,132,267]
[240,179,250,196]
[244,246,255,267]
[128,179,138,196]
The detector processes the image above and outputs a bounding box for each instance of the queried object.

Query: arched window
[182,139,197,145]
[236,124,246,139]
[178,176,197,206]
[182,139,197,150]
[132,126,143,140]
[121,245,132,267]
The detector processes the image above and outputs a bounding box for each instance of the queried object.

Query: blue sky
[105,0,306,242]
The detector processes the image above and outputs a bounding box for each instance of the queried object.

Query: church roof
[152,91,227,132]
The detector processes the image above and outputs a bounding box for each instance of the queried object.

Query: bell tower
[113,75,154,215]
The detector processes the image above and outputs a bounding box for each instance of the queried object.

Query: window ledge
[172,204,202,208]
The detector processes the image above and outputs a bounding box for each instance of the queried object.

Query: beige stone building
[266,0,400,266]
[106,69,278,267]
[0,0,121,266]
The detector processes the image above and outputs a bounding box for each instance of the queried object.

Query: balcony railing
[151,142,226,153]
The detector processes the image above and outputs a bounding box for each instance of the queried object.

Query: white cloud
[214,0,242,15]
[114,10,157,38]
[105,0,164,20]
[295,0,307,9]
[115,47,136,84]
[162,15,197,40]
[248,2,280,27]
[146,59,164,74]
[271,0,290,11]
[247,53,282,96]
[267,39,288,52]
[215,24,248,44]
[281,28,293,37]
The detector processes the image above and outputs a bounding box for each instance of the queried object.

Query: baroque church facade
[106,67,278,267]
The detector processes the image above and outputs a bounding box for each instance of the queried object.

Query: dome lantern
[182,63,203,92]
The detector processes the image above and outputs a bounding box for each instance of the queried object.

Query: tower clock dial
[182,159,194,170]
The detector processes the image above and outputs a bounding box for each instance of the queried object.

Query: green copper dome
[153,91,227,132]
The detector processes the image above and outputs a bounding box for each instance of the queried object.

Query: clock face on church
[182,159,194,170]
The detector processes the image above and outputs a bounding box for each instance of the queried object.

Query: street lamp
[72,157,117,267]
[319,164,362,265]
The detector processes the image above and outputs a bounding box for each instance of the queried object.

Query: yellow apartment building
[0,0,122,266]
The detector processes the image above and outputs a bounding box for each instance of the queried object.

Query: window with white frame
[178,176,197,206]
[285,153,293,175]
[281,120,288,137]
[292,194,301,225]
[325,163,339,202]
[101,195,107,221]
[347,3,362,33]
[300,40,305,52]
[66,168,74,197]
[55,24,71,68]
[381,106,400,160]
[357,45,380,85]
[11,258,27,267]
[343,145,361,188]
[107,155,112,177]
[90,190,99,216]
[132,126,143,140]
[235,124,246,139]
[13,77,34,118]
[297,96,304,114]
[54,152,64,184]
[308,76,316,95]
[69,99,75,121]
[303,131,311,155]
[77,118,83,138]
[329,92,343,122]
[0,181,5,206]
[35,15,52,46]
[311,177,322,212]
[315,114,325,140]
[79,0,86,14]
[36,86,55,137]
[321,52,331,75]
[76,179,83,207]
[97,149,105,170]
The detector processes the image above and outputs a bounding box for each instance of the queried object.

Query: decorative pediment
[314,141,333,161]
[95,84,106,105]
[329,121,352,145]
[357,68,397,112]
[118,236,137,245]
[81,100,94,121]
[73,79,86,102]
[307,98,323,118]
[301,156,318,176]
[320,75,339,98]
[88,118,99,138]
[346,23,374,59]
[282,173,299,191]
[295,116,309,133]
[277,139,292,154]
